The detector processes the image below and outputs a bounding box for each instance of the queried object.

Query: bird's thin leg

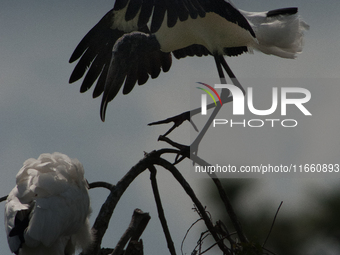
[220,55,245,95]
[149,55,245,160]
[190,55,230,156]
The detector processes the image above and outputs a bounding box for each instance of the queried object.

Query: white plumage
[5,152,93,255]
[154,7,309,58]
[240,9,309,59]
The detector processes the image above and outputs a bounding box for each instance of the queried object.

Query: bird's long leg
[220,55,245,95]
[190,55,231,156]
[149,55,245,157]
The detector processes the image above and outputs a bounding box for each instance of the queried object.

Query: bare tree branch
[85,153,154,255]
[84,149,184,255]
[158,136,248,244]
[149,165,177,255]
[89,181,115,190]
[80,147,250,254]
[191,153,248,243]
[111,209,150,255]
[153,157,231,254]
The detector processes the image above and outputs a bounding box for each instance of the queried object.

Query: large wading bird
[5,153,93,255]
[69,0,308,123]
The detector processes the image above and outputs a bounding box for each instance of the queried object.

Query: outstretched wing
[69,9,172,101]
[69,0,255,120]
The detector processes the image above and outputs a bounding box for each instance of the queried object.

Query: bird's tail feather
[241,8,309,59]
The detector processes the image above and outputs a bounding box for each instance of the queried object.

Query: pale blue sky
[1,1,339,254]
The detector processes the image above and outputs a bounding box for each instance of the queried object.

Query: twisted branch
[149,165,177,255]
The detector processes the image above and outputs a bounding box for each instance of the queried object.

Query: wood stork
[69,0,309,121]
[5,152,93,255]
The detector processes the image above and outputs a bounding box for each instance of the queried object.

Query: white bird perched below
[69,0,309,121]
[4,152,93,255]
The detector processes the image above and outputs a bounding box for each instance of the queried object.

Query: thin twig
[0,195,8,203]
[195,230,211,255]
[262,201,283,248]
[181,218,203,255]
[200,238,222,255]
[88,181,115,190]
[215,220,236,251]
[149,165,177,255]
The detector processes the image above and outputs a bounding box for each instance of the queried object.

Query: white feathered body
[154,12,255,54]
[5,153,93,255]
[240,9,309,59]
